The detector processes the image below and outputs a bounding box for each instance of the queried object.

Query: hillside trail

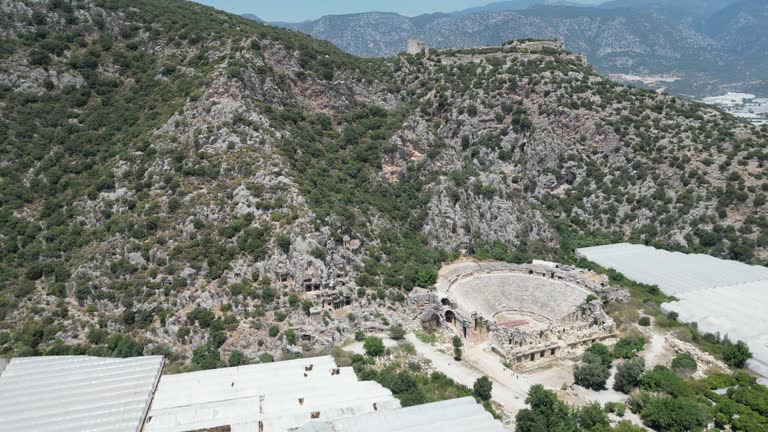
[406,333,530,414]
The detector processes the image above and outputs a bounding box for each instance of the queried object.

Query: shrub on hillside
[613,336,646,359]
[640,397,708,432]
[389,325,406,340]
[723,340,752,369]
[574,360,611,390]
[364,336,385,357]
[671,353,697,375]
[614,357,645,393]
[585,343,614,367]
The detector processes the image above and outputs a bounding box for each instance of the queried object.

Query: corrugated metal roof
[576,243,768,295]
[0,355,164,432]
[661,280,768,378]
[577,243,768,378]
[295,397,506,432]
[144,355,401,432]
[0,354,508,432]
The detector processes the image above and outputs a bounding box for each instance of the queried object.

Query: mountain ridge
[261,1,766,97]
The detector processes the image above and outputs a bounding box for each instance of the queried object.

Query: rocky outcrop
[423,176,557,251]
[383,116,435,182]
[664,334,731,377]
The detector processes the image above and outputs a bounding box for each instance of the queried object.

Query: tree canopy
[364,336,385,357]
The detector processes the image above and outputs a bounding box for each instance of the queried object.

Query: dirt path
[641,331,674,368]
[406,333,529,414]
[463,340,533,400]
[406,333,651,429]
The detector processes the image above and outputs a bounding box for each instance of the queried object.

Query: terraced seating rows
[448,273,587,321]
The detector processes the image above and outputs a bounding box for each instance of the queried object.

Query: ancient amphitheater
[434,260,622,365]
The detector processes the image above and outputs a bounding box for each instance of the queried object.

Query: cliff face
[1,1,767,364]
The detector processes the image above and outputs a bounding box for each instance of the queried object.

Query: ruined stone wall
[406,39,427,55]
[487,303,616,363]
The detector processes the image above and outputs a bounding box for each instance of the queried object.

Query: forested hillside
[1,0,767,367]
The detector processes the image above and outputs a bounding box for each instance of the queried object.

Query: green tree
[310,247,327,260]
[516,385,579,432]
[192,342,221,370]
[228,350,249,366]
[613,420,648,432]
[613,336,646,359]
[641,365,692,397]
[574,354,610,390]
[364,336,385,357]
[378,369,426,407]
[187,307,215,328]
[585,342,614,367]
[614,357,645,393]
[452,335,463,361]
[87,328,109,345]
[730,408,768,432]
[728,382,768,417]
[641,397,708,432]
[261,286,277,304]
[415,266,437,287]
[108,334,143,358]
[723,340,752,368]
[578,402,610,430]
[474,376,493,401]
[268,325,280,338]
[276,234,291,253]
[288,293,299,307]
[176,326,191,342]
[301,300,313,316]
[605,402,626,417]
[285,328,296,344]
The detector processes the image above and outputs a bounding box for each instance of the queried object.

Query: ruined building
[406,39,428,55]
[414,260,625,366]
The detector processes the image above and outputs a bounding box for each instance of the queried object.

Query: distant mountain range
[454,0,596,15]
[240,14,262,22]
[247,0,768,97]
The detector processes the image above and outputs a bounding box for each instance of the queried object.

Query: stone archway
[445,310,456,324]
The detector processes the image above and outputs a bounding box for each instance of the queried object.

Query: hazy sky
[195,1,603,22]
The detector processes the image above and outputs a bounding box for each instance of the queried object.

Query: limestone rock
[127,253,147,267]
